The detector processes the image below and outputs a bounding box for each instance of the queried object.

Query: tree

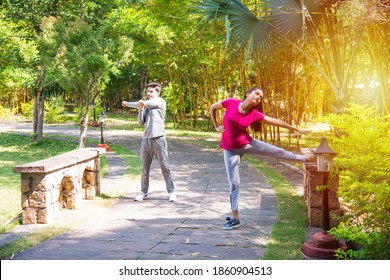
[337,0,390,115]
[193,0,361,111]
[41,16,133,147]
[2,0,66,140]
[0,16,37,109]
[2,0,135,141]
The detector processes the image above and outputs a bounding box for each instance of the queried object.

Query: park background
[0,0,389,260]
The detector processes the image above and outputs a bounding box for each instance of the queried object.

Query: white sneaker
[168,192,177,202]
[134,192,147,201]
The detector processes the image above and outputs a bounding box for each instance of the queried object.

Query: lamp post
[97,110,111,151]
[313,136,337,232]
[301,136,345,259]
[90,101,100,127]
[99,110,106,144]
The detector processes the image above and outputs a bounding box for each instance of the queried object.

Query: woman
[210,87,314,230]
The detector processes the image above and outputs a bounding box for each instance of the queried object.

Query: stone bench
[13,148,106,224]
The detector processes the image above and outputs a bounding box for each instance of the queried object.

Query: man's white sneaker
[168,192,177,202]
[134,192,147,201]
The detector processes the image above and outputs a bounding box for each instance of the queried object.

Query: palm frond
[192,0,326,59]
[227,13,274,56]
[303,0,326,23]
[191,0,230,20]
[265,0,325,39]
[192,0,275,58]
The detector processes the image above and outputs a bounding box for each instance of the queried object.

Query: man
[122,82,176,202]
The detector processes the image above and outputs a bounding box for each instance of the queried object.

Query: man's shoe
[134,192,147,201]
[168,192,177,202]
[223,217,240,230]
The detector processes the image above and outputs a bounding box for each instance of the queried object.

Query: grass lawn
[0,133,79,230]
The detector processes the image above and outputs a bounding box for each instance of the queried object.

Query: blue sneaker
[223,217,240,230]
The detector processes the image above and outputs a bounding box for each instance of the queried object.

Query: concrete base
[97,143,111,151]
[301,232,347,260]
[90,121,100,127]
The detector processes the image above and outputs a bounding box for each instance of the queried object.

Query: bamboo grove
[0,0,389,144]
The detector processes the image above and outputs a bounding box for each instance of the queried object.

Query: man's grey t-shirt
[137,96,166,139]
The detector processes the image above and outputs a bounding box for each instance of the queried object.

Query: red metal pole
[322,172,330,232]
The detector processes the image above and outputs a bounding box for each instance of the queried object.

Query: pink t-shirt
[220,98,265,150]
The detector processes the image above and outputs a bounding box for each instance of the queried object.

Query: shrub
[20,97,68,123]
[44,96,68,123]
[72,100,103,125]
[0,105,18,121]
[20,101,34,121]
[325,104,390,259]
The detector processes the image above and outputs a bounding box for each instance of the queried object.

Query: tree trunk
[32,67,45,141]
[78,108,90,148]
[78,89,99,148]
[78,118,87,148]
[37,90,45,140]
[32,91,39,136]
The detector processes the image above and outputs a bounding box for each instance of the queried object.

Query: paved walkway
[0,123,307,260]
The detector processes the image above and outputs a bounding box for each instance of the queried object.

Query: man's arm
[122,101,140,108]
[137,108,145,126]
[139,97,164,109]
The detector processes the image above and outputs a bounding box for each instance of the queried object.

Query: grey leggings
[140,136,174,194]
[223,139,306,211]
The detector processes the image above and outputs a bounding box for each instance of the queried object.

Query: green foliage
[2,0,60,34]
[163,82,191,117]
[20,97,68,123]
[330,223,390,260]
[42,17,111,94]
[325,103,390,259]
[0,105,18,121]
[40,14,134,96]
[0,17,38,105]
[20,100,34,120]
[72,100,103,124]
[44,96,68,123]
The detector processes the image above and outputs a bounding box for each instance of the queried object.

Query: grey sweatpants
[223,139,306,212]
[140,136,175,194]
